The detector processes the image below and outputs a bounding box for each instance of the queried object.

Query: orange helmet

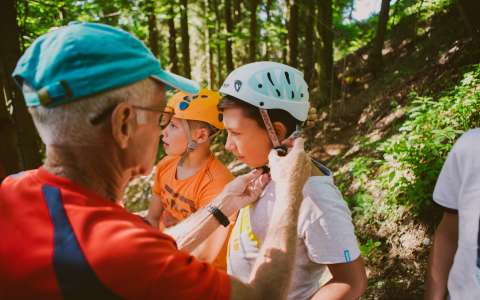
[167,88,224,129]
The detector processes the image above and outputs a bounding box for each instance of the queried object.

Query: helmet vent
[301,93,304,98]
[267,72,275,86]
[259,101,264,106]
[285,72,291,84]
[258,84,263,88]
[275,89,281,97]
[201,95,208,98]
[291,91,295,99]
[179,102,189,110]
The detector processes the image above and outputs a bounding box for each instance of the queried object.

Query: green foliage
[16,0,168,61]
[123,169,155,212]
[360,239,382,256]
[340,64,480,220]
[334,66,480,278]
[379,65,480,211]
[334,0,455,60]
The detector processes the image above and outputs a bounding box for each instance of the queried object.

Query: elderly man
[0,22,312,300]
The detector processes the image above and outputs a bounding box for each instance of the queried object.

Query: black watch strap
[207,205,230,227]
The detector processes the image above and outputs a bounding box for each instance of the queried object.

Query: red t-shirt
[0,168,231,300]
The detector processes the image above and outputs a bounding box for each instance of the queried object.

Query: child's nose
[225,134,235,152]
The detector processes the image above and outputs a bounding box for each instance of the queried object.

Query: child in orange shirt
[146,89,233,270]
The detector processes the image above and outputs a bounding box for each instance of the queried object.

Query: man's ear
[111,102,136,149]
[273,121,287,141]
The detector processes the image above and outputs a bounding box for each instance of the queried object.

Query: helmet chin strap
[258,108,302,173]
[258,108,285,174]
[179,119,198,165]
[179,119,220,166]
[259,108,287,156]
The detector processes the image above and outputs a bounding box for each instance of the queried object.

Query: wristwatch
[207,205,230,227]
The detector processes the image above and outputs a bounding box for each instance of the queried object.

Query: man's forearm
[165,193,237,252]
[191,225,229,262]
[228,139,312,300]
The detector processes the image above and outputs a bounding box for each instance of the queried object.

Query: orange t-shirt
[153,154,234,269]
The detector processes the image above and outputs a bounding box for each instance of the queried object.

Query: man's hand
[165,169,269,252]
[269,138,311,201]
[219,169,270,212]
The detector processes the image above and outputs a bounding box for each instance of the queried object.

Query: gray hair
[29,78,158,146]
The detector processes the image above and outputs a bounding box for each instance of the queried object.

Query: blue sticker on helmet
[179,101,189,110]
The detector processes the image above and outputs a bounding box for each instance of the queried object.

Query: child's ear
[192,127,211,144]
[273,122,287,141]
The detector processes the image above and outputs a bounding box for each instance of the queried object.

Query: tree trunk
[1,0,42,172]
[180,0,191,78]
[457,0,480,42]
[146,0,159,57]
[248,0,259,62]
[167,3,179,74]
[264,0,273,60]
[212,0,223,87]
[0,0,20,177]
[288,0,299,68]
[225,0,234,73]
[233,0,242,25]
[282,0,291,63]
[317,0,334,107]
[302,0,315,85]
[369,0,391,75]
[204,0,215,88]
[0,93,20,178]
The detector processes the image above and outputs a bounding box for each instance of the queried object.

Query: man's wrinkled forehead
[150,83,167,111]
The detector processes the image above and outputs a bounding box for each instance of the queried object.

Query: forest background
[1,0,480,298]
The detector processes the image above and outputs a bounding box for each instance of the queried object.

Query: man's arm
[191,225,230,263]
[310,258,367,300]
[228,138,312,300]
[424,211,459,300]
[168,138,312,299]
[228,196,302,300]
[146,193,163,229]
[165,170,269,252]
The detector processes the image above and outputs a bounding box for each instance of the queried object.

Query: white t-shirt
[227,163,360,300]
[433,129,480,300]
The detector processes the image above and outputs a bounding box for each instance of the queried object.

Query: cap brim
[151,69,199,94]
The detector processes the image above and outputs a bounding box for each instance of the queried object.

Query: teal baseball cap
[13,22,199,107]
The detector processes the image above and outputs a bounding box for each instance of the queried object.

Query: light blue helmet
[219,61,310,121]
